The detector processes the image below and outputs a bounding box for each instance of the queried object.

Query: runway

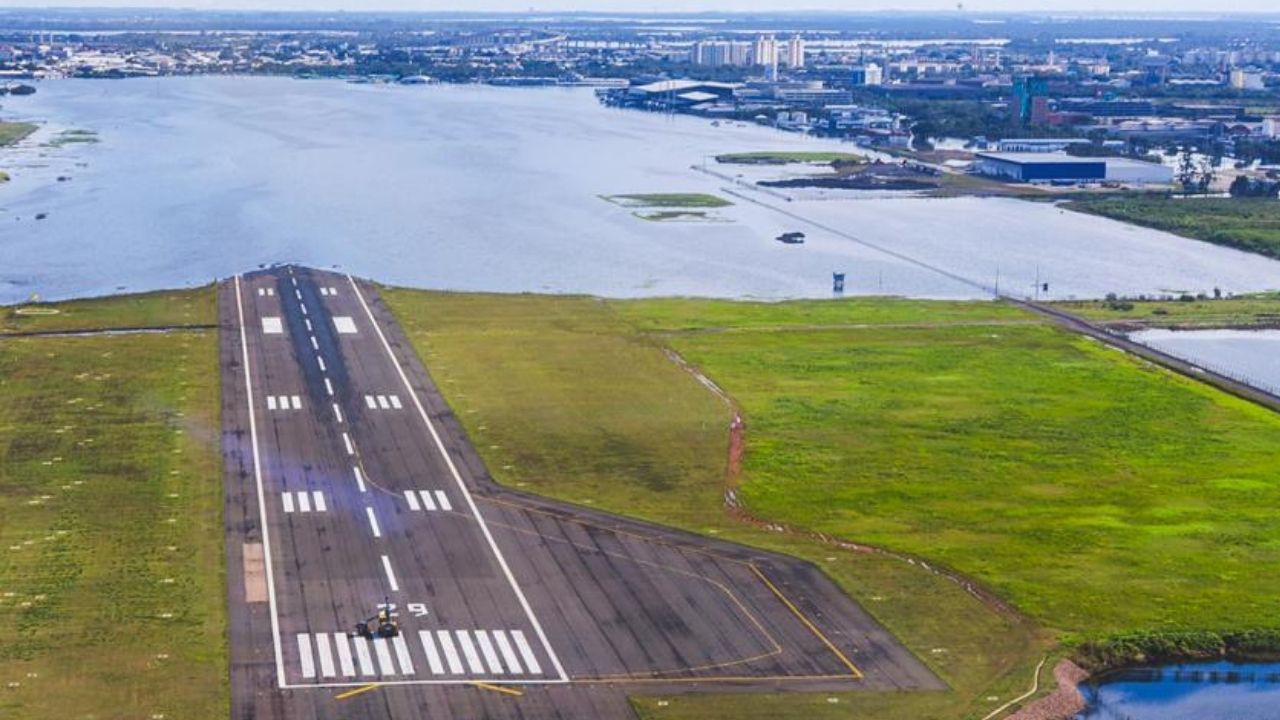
[218,266,942,719]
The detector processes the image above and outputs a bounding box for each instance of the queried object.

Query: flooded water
[2,76,1279,303]
[1077,661,1280,720]
[1130,328,1280,395]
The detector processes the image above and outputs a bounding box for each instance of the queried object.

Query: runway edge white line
[234,276,288,687]
[346,273,570,683]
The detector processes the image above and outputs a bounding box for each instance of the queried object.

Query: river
[2,76,1279,304]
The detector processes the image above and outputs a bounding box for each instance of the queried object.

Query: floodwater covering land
[2,77,1279,304]
[1130,328,1280,394]
[1077,661,1280,720]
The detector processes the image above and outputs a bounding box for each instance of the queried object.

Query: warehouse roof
[975,152,1105,165]
[976,152,1167,170]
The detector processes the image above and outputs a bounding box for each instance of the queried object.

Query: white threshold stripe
[437,631,464,674]
[511,630,542,675]
[267,395,277,410]
[365,395,376,409]
[372,637,396,675]
[474,630,503,674]
[235,276,286,686]
[342,432,354,455]
[366,507,382,538]
[297,634,316,679]
[354,466,367,493]
[434,490,452,512]
[291,395,301,410]
[334,633,357,677]
[389,394,402,409]
[404,490,420,511]
[419,490,437,511]
[455,631,486,674]
[282,492,295,513]
[380,554,399,592]
[377,395,389,409]
[493,631,524,675]
[347,274,569,682]
[353,636,376,676]
[315,633,337,678]
[419,631,445,675]
[392,635,416,675]
[297,491,311,513]
[313,491,327,513]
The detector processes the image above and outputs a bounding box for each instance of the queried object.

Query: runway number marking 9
[406,602,430,617]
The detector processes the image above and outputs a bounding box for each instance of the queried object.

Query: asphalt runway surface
[219,267,942,719]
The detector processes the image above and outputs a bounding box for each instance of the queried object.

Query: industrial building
[974,152,1173,185]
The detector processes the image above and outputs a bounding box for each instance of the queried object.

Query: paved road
[219,267,942,719]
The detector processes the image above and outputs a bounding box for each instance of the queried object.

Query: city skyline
[1,1,1280,14]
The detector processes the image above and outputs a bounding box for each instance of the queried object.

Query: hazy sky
[1,1,1278,13]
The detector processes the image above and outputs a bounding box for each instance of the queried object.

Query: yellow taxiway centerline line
[334,683,382,700]
[472,681,524,697]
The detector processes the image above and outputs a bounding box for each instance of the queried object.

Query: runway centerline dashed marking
[366,507,382,538]
[332,403,344,423]
[380,555,399,592]
[347,273,569,681]
[353,466,367,493]
[342,432,354,456]
[324,377,334,396]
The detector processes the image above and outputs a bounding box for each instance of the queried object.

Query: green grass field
[384,288,1280,718]
[0,291,225,720]
[2,287,216,335]
[382,289,1050,720]
[1054,293,1280,328]
[603,193,733,208]
[1064,196,1280,260]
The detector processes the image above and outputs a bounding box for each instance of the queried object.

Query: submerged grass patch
[0,314,225,719]
[602,193,733,208]
[715,151,865,165]
[0,121,37,147]
[43,129,100,148]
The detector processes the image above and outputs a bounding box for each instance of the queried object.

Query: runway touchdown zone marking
[404,489,452,512]
[261,316,283,335]
[282,491,327,514]
[266,395,302,411]
[364,394,403,410]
